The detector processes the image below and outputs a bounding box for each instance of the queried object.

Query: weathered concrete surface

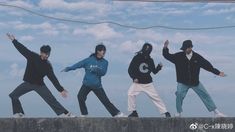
[0,118,234,132]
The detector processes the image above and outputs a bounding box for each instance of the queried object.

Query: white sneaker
[80,115,88,118]
[215,112,227,117]
[59,112,76,118]
[174,113,182,117]
[13,113,24,118]
[114,112,127,117]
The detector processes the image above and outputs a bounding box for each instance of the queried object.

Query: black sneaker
[128,111,139,117]
[165,112,171,118]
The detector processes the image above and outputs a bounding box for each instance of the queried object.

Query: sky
[0,0,235,117]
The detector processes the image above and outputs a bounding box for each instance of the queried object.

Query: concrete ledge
[0,118,234,132]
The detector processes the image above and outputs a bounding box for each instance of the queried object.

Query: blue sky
[0,0,235,117]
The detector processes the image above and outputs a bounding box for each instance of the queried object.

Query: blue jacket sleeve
[65,58,88,72]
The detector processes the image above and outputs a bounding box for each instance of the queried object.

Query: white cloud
[19,35,34,42]
[118,40,142,54]
[9,63,24,78]
[38,0,110,15]
[0,0,34,16]
[132,29,235,46]
[56,23,69,31]
[134,30,166,41]
[0,22,6,28]
[10,21,59,36]
[111,2,191,16]
[226,15,235,22]
[117,39,162,59]
[202,3,232,9]
[203,7,235,15]
[73,24,123,40]
[6,0,34,9]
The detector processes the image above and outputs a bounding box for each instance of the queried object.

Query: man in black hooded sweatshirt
[127,42,171,117]
[6,33,75,118]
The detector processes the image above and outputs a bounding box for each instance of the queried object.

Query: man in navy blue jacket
[62,44,125,117]
[7,33,75,118]
[163,40,226,117]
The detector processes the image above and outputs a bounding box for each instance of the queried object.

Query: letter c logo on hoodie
[139,63,149,73]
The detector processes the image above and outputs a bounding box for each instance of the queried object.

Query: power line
[0,2,235,30]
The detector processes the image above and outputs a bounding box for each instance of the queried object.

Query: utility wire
[0,2,235,30]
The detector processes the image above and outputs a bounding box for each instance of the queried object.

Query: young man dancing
[7,33,75,118]
[163,40,226,117]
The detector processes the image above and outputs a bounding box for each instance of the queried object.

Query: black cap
[40,45,51,54]
[180,40,193,50]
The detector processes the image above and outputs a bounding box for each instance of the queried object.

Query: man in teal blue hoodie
[62,44,125,117]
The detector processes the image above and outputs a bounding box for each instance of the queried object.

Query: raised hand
[6,33,15,41]
[163,40,169,48]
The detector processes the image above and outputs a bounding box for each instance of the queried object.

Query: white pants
[128,83,168,114]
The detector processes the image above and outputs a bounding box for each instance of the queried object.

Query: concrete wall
[0,118,234,132]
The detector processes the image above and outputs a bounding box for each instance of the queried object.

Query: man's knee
[128,92,136,98]
[175,91,186,99]
[9,92,18,100]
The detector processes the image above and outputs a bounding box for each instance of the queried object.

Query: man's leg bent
[35,85,68,115]
[192,82,217,112]
[77,85,92,115]
[127,83,142,112]
[143,83,168,114]
[93,88,120,116]
[9,82,34,114]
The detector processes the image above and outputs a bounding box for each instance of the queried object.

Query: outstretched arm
[61,58,88,72]
[162,40,176,63]
[6,33,32,59]
[200,55,225,77]
[47,64,65,92]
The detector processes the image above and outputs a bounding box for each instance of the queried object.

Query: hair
[136,42,152,56]
[40,45,51,54]
[90,43,106,57]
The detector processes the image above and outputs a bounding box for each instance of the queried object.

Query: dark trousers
[9,82,68,115]
[78,85,120,116]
